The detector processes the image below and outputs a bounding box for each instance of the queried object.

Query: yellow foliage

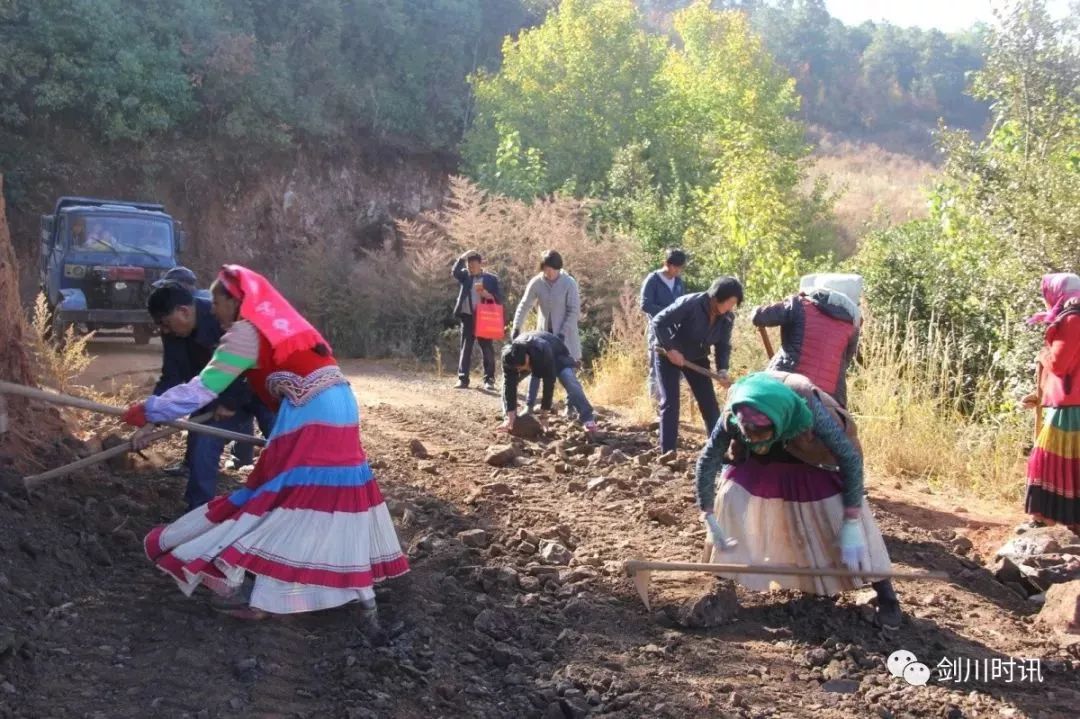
[28,293,94,392]
[589,306,1028,503]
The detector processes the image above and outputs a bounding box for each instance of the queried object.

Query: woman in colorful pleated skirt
[1024,273,1080,531]
[123,264,408,619]
[695,371,902,629]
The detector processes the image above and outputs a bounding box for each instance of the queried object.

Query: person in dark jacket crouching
[499,331,597,435]
[651,276,742,455]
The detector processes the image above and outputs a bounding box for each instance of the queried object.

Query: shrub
[286,177,640,361]
[27,293,93,392]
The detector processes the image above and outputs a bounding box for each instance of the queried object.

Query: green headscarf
[724,372,813,445]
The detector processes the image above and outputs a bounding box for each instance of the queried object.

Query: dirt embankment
[5,141,451,301]
[0,354,1076,719]
[0,174,66,468]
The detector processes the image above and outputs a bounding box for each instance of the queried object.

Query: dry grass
[28,293,95,392]
[589,305,1029,504]
[399,176,641,338]
[585,287,656,423]
[850,315,1029,504]
[806,138,938,256]
[284,176,641,360]
[586,298,776,427]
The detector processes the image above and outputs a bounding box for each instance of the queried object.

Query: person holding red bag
[452,250,504,391]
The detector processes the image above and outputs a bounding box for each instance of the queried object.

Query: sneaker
[454,379,469,389]
[583,421,598,434]
[163,462,188,477]
[482,379,496,392]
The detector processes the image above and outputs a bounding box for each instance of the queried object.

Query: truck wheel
[132,325,154,345]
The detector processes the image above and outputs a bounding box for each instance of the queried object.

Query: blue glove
[839,518,869,572]
[704,513,737,552]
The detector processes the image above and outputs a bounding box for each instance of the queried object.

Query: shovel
[624,559,949,610]
[23,411,214,490]
[655,348,731,386]
[0,381,265,447]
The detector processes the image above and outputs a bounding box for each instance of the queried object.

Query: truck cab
[39,197,187,344]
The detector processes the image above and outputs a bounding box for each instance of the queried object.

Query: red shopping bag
[474,300,505,340]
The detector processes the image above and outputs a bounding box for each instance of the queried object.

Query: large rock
[458,529,489,548]
[646,507,678,527]
[991,557,1042,596]
[1038,580,1080,635]
[478,566,520,593]
[539,540,574,565]
[992,525,1080,594]
[408,439,429,458]
[474,608,515,641]
[485,445,520,467]
[510,413,545,440]
[671,587,739,628]
[996,526,1079,562]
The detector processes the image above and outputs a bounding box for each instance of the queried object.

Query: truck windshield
[67,215,173,258]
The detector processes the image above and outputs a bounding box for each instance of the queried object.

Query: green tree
[656,2,805,187]
[663,3,829,296]
[464,0,667,193]
[854,0,1079,395]
[0,0,196,141]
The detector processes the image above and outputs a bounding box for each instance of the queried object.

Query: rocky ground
[0,352,1077,719]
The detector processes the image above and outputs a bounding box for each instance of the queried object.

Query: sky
[826,0,1074,33]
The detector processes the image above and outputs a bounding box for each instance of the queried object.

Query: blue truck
[39,196,187,344]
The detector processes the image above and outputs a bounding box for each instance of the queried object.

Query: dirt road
[0,342,1076,718]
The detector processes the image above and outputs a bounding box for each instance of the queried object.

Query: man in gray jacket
[512,250,582,412]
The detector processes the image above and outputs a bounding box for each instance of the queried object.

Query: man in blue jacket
[136,281,274,509]
[452,250,504,391]
[651,276,743,455]
[640,249,687,402]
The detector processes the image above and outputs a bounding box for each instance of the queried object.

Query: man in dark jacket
[452,250,504,391]
[651,276,743,454]
[640,249,687,401]
[138,282,274,509]
[498,331,597,435]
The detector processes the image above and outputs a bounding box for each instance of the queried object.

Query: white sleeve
[144,378,217,422]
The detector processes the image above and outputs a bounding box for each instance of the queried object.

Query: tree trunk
[0,174,60,465]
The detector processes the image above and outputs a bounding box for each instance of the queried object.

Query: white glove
[704,512,737,552]
[839,518,870,573]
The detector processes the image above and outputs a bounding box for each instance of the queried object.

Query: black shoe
[454,379,469,389]
[876,599,903,631]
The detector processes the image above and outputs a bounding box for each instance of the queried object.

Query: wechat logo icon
[887,649,931,686]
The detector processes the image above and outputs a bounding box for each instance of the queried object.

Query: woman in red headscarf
[1023,273,1080,531]
[123,265,408,619]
